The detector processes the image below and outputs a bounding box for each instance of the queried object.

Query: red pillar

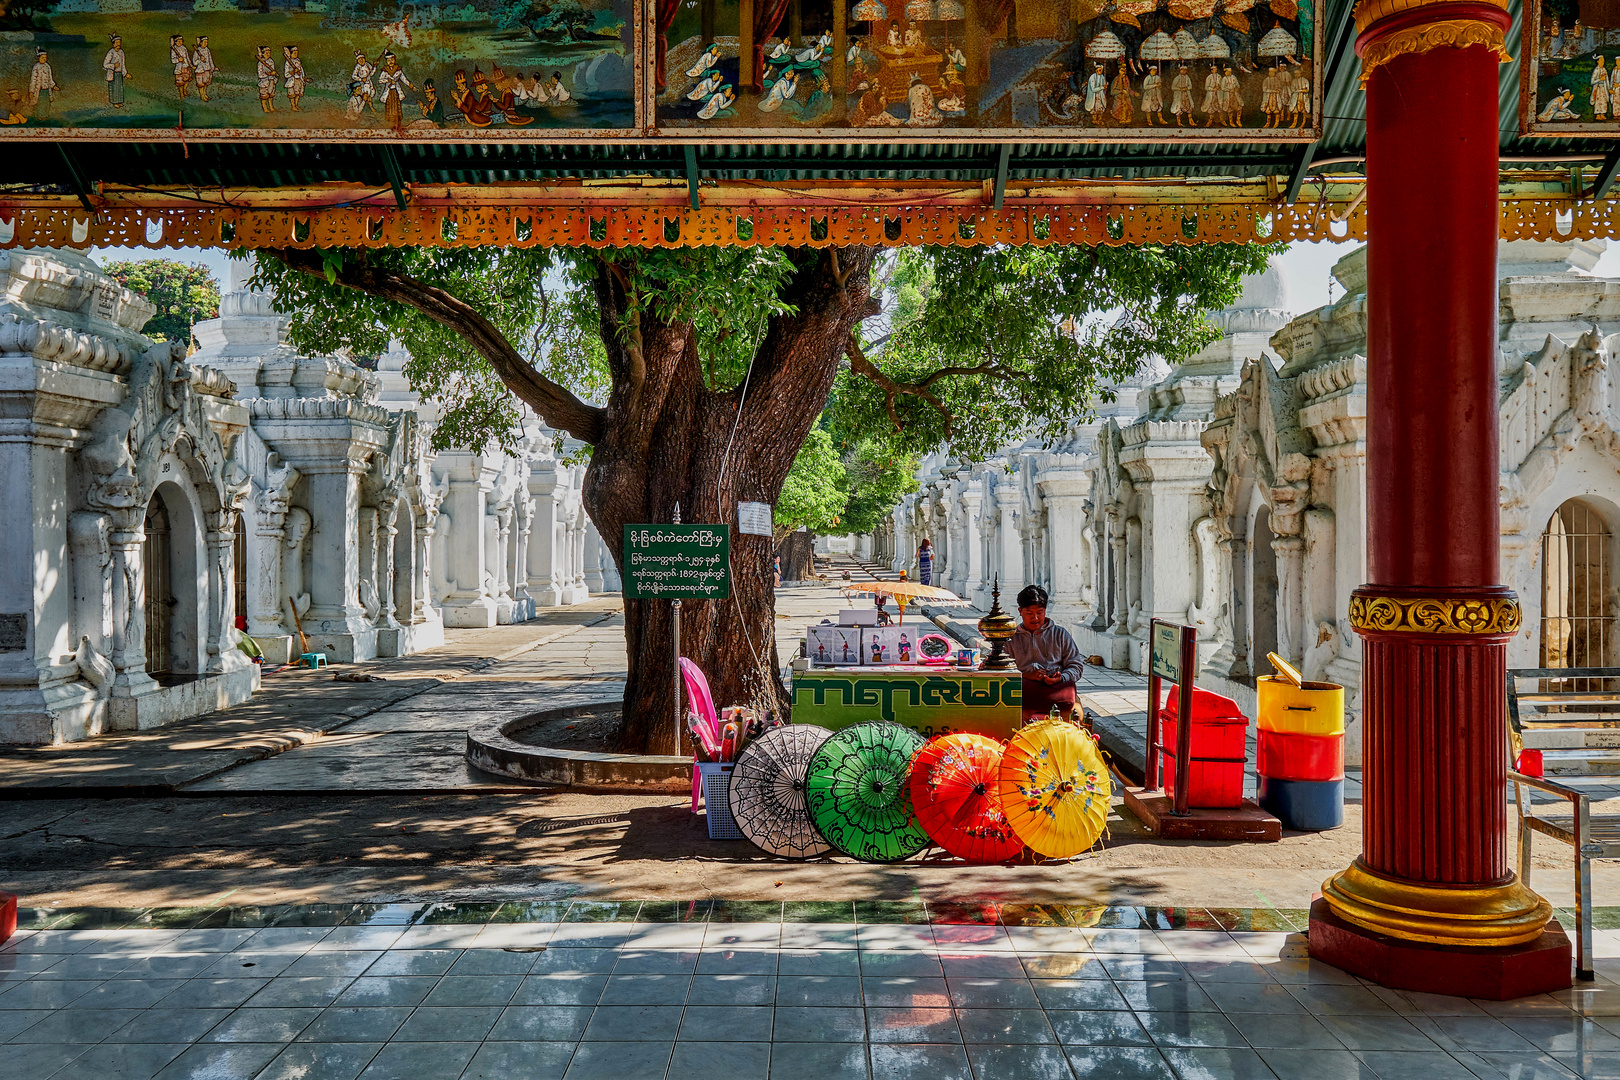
[1306,0,1573,999]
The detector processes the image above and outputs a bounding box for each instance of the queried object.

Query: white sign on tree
[738,501,773,537]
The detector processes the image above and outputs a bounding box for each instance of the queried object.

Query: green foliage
[838,439,919,537]
[828,242,1278,462]
[244,246,800,452]
[104,259,221,346]
[494,0,602,41]
[592,246,798,390]
[776,425,848,538]
[243,247,574,452]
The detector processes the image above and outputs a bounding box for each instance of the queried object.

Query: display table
[791,666,1022,740]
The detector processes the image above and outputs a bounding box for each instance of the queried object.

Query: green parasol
[804,721,930,862]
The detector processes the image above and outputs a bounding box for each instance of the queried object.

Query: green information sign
[1151,623,1184,682]
[791,670,1022,741]
[622,525,731,600]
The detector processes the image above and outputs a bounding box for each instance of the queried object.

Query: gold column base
[1322,859,1553,947]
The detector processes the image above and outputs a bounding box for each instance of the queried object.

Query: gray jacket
[1008,621,1085,686]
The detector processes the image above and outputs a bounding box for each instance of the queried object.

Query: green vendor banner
[622,524,730,599]
[791,669,1022,741]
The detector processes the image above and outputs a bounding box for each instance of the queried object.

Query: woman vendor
[1008,584,1085,721]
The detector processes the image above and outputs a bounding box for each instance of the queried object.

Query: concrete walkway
[0,603,625,797]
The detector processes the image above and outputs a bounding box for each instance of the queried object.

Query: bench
[1507,665,1620,981]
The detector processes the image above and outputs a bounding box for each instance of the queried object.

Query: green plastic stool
[300,653,328,669]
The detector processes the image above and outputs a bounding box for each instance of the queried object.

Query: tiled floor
[5,902,1620,1079]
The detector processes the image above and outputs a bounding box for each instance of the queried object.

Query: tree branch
[845,332,955,436]
[263,247,605,444]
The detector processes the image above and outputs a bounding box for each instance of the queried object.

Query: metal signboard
[1150,620,1183,682]
[737,500,773,537]
[622,523,731,599]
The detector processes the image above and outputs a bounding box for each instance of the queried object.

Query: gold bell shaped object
[978,578,1018,670]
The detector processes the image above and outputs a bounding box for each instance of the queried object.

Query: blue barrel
[1258,776,1344,832]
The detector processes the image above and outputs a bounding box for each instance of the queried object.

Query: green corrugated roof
[0,0,1600,194]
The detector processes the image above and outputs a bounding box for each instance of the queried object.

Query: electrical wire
[716,305,786,696]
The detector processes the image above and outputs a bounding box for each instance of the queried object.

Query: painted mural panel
[652,0,1319,137]
[1524,0,1620,135]
[0,0,635,138]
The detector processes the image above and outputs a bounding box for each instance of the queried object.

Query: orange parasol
[839,580,968,624]
[995,718,1112,859]
[908,733,1025,864]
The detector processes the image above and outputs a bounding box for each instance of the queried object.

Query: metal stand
[672,502,682,757]
[1145,618,1199,817]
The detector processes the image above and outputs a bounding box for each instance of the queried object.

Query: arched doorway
[1251,504,1279,677]
[143,496,173,676]
[232,514,247,632]
[1540,498,1615,682]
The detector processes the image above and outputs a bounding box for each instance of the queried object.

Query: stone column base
[376,620,446,657]
[442,598,499,628]
[106,668,259,733]
[1308,898,1572,999]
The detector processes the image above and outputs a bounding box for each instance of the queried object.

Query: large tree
[104,259,222,346]
[250,240,1270,752]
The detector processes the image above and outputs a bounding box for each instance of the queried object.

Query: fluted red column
[1360,36,1510,890]
[1308,0,1569,997]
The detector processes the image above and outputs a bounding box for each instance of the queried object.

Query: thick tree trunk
[266,243,877,755]
[776,531,815,581]
[584,247,877,753]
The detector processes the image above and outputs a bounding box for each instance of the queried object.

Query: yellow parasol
[995,718,1113,859]
[839,580,968,624]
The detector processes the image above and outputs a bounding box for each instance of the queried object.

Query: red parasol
[907,733,1025,864]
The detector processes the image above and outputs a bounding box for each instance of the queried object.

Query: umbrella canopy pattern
[1085,31,1126,59]
[839,580,967,625]
[1173,29,1201,58]
[1199,34,1232,58]
[1141,31,1179,60]
[908,733,1025,864]
[805,721,930,862]
[729,724,836,859]
[839,581,968,605]
[1258,26,1298,56]
[996,719,1112,860]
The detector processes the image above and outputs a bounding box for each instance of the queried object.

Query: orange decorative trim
[1358,19,1512,85]
[10,178,1620,249]
[1353,0,1507,34]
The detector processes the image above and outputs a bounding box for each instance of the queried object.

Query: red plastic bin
[1256,729,1344,783]
[1158,710,1249,808]
[1164,686,1246,722]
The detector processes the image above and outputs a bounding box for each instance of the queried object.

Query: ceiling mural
[0,0,637,138]
[651,0,1321,139]
[0,0,1317,139]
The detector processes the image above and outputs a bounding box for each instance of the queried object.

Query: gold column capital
[1354,0,1508,34]
[1354,0,1512,85]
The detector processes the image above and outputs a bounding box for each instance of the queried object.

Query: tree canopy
[775,425,849,542]
[249,240,1274,751]
[105,259,222,347]
[251,240,1275,540]
[245,246,795,452]
[828,243,1278,463]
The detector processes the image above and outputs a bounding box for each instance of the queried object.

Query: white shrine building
[871,242,1620,764]
[1,250,615,745]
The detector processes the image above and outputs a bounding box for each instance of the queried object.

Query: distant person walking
[917,538,933,586]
